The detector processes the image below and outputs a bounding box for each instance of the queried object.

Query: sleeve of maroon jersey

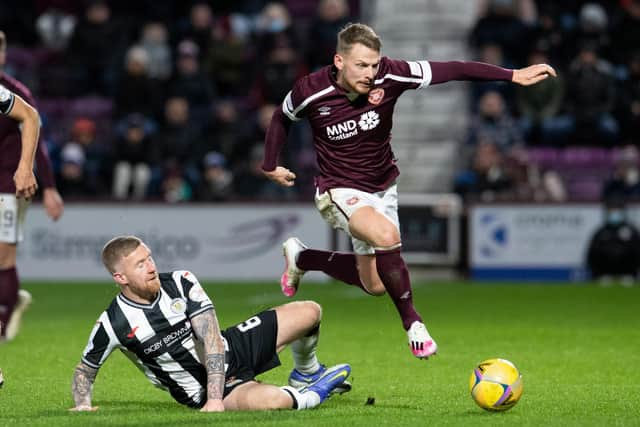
[378,57,433,90]
[282,78,308,122]
[0,84,15,114]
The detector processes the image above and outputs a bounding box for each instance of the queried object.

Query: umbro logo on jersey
[318,106,331,116]
[127,326,139,338]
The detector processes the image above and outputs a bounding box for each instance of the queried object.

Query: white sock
[291,326,320,374]
[281,386,321,410]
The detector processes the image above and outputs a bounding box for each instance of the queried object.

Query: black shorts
[221,309,281,397]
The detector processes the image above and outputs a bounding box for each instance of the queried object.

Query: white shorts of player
[0,193,29,243]
[315,185,400,255]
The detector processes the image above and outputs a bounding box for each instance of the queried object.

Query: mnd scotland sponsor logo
[326,110,380,141]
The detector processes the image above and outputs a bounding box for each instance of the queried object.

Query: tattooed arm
[191,308,226,412]
[69,362,99,411]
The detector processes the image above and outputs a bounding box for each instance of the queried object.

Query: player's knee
[270,388,296,409]
[300,300,322,325]
[0,244,17,269]
[375,228,400,248]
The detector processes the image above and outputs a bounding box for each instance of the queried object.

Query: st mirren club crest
[368,88,384,105]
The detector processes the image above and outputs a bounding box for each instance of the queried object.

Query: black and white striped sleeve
[176,271,214,318]
[0,84,15,115]
[81,312,120,369]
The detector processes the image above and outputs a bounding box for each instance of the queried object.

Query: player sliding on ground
[70,235,351,412]
[262,23,556,359]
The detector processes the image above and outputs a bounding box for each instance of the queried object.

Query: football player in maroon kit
[262,23,555,359]
[0,31,64,343]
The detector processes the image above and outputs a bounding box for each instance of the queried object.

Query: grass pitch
[0,280,639,426]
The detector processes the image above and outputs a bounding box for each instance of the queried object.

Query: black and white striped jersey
[81,270,220,408]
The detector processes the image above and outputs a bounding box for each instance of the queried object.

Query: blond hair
[101,235,142,274]
[336,23,381,54]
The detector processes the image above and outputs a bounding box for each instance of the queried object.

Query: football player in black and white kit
[70,236,351,413]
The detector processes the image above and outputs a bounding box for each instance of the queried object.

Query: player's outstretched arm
[69,362,99,412]
[191,309,226,412]
[7,94,40,199]
[512,63,557,86]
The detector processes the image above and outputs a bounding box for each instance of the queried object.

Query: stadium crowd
[456,0,640,204]
[1,0,638,204]
[1,0,359,202]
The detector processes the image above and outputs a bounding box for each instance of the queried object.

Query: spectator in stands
[138,21,172,81]
[112,113,153,200]
[196,151,233,202]
[611,0,640,66]
[204,16,253,97]
[153,96,204,190]
[35,7,77,51]
[563,41,619,144]
[57,142,90,197]
[602,146,640,203]
[235,144,289,200]
[454,140,515,202]
[587,198,640,285]
[575,3,611,63]
[504,146,566,201]
[250,43,306,106]
[202,100,246,165]
[471,43,516,109]
[234,104,277,166]
[161,162,193,203]
[516,45,566,145]
[68,118,109,195]
[113,45,161,120]
[528,3,572,69]
[169,39,215,126]
[174,2,214,57]
[617,51,640,145]
[469,0,535,66]
[467,90,524,150]
[68,0,127,95]
[253,2,299,64]
[307,0,351,72]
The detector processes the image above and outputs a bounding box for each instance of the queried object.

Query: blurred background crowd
[1,0,638,204]
[456,0,640,205]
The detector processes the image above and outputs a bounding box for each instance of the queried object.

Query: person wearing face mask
[586,198,640,285]
[602,146,640,203]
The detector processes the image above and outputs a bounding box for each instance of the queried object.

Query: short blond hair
[336,23,381,54]
[101,236,142,274]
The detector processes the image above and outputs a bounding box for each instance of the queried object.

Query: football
[469,358,523,412]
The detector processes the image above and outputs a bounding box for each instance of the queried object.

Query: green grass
[1,280,639,426]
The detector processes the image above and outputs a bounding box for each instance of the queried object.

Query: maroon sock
[0,267,19,338]
[297,249,371,293]
[375,249,422,330]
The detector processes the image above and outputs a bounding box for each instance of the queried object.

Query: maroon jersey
[262,58,512,193]
[0,73,55,193]
[282,57,430,193]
